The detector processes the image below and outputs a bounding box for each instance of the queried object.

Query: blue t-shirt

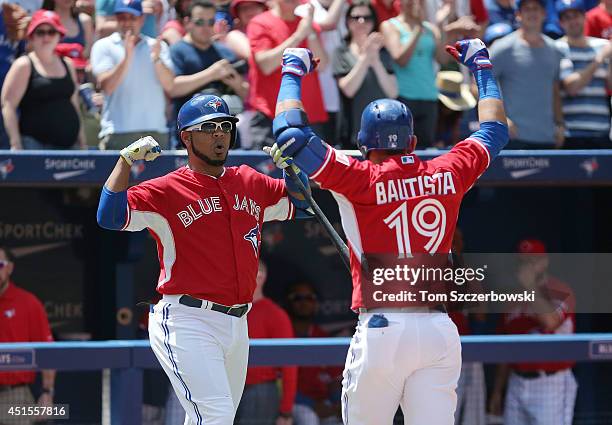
[485,0,517,28]
[170,40,239,117]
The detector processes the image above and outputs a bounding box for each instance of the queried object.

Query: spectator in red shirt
[585,0,612,38]
[489,239,578,425]
[370,0,400,25]
[286,282,343,425]
[246,0,328,149]
[0,246,55,425]
[235,260,297,425]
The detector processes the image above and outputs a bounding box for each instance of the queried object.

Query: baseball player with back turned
[96,94,312,425]
[265,41,509,425]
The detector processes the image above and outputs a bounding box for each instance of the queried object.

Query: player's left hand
[445,38,492,73]
[281,48,319,77]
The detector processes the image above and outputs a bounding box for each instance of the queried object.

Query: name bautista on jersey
[376,172,457,205]
[176,194,261,228]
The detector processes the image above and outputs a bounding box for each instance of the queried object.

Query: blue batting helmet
[357,99,416,157]
[177,94,239,146]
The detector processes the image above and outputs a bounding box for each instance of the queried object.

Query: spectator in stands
[247,0,328,148]
[489,239,577,425]
[333,1,397,146]
[381,0,452,148]
[490,0,565,148]
[286,281,343,425]
[96,0,163,38]
[557,0,612,148]
[485,0,517,28]
[585,0,612,38]
[427,0,489,41]
[169,0,248,133]
[434,70,476,147]
[0,1,36,149]
[0,246,56,425]
[91,0,174,149]
[235,260,297,425]
[44,0,94,58]
[221,0,267,59]
[294,0,346,144]
[2,10,85,150]
[160,0,192,45]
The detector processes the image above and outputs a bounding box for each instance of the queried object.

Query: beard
[192,141,228,166]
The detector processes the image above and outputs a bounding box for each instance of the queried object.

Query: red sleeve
[469,0,489,23]
[584,10,602,37]
[29,296,53,343]
[161,20,185,36]
[271,306,297,414]
[310,146,374,201]
[124,177,168,231]
[248,17,275,54]
[247,167,294,222]
[428,139,490,194]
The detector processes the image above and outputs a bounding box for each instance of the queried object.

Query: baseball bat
[285,167,352,272]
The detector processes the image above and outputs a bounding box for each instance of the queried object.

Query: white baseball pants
[149,296,250,425]
[341,311,461,425]
[504,369,577,425]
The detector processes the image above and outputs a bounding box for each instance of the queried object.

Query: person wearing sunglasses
[333,1,398,147]
[91,0,175,150]
[97,93,312,425]
[0,246,56,425]
[1,9,86,150]
[169,0,248,148]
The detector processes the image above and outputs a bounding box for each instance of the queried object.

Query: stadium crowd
[0,0,610,151]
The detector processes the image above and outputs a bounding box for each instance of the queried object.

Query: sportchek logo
[44,158,96,181]
[502,157,550,179]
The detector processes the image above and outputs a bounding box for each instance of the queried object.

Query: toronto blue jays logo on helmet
[244,224,260,256]
[206,99,223,111]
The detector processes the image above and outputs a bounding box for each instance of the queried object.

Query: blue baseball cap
[517,0,545,10]
[483,22,514,45]
[556,0,584,15]
[114,0,142,16]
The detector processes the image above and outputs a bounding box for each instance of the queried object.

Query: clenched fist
[120,136,162,165]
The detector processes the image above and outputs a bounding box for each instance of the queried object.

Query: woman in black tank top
[1,10,84,150]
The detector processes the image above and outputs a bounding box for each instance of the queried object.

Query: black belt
[178,295,249,318]
[514,370,562,379]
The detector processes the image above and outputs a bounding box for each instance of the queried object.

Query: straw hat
[436,71,477,112]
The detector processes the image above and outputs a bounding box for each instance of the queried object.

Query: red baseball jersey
[310,138,491,309]
[123,166,294,306]
[501,276,576,372]
[0,282,53,385]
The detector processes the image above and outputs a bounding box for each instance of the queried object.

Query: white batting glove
[120,136,162,165]
[263,144,300,174]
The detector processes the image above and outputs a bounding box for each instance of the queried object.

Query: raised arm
[446,38,508,158]
[97,137,162,230]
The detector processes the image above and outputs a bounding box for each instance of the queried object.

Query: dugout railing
[1,335,612,424]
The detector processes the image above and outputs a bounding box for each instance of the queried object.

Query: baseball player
[489,239,577,425]
[264,41,509,425]
[96,94,311,425]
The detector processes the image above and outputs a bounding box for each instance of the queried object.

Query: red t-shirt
[124,166,294,306]
[501,276,576,372]
[309,138,491,309]
[470,0,489,24]
[369,0,400,26]
[161,20,187,38]
[0,282,53,385]
[245,297,297,414]
[585,4,612,39]
[247,10,327,123]
[296,325,342,401]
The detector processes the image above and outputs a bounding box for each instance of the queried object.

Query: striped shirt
[556,37,611,138]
